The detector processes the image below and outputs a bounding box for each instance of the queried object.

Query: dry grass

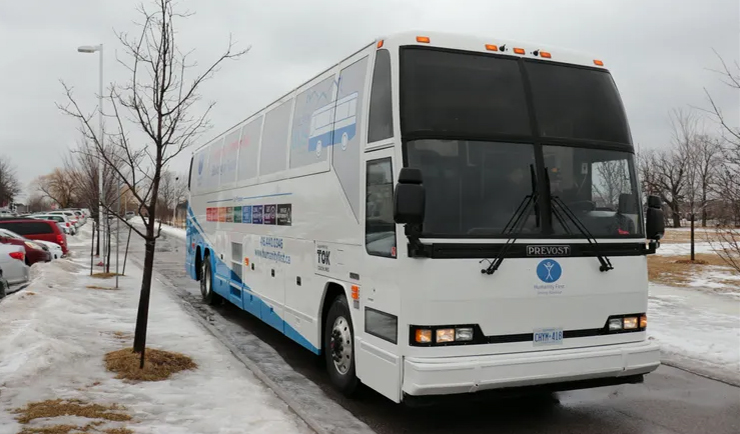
[647,253,739,287]
[90,273,121,279]
[13,399,132,434]
[661,228,725,244]
[86,285,118,291]
[101,331,132,342]
[104,348,197,382]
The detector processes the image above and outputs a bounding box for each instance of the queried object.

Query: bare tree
[35,168,78,209]
[0,156,21,208]
[26,194,50,213]
[57,0,246,362]
[703,51,740,268]
[157,170,187,223]
[647,147,687,228]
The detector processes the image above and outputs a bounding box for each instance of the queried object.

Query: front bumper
[403,341,660,396]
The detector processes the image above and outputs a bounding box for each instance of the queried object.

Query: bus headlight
[411,325,479,345]
[455,327,474,342]
[608,318,623,331]
[623,316,638,330]
[415,329,432,344]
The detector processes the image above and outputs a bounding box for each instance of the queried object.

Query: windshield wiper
[546,169,613,272]
[481,165,538,275]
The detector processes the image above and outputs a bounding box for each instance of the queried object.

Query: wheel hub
[330,316,352,375]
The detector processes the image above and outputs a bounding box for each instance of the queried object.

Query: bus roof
[378,31,606,70]
[192,31,606,154]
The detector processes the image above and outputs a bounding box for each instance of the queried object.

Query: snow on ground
[657,242,718,256]
[648,283,740,385]
[0,226,310,434]
[158,224,186,240]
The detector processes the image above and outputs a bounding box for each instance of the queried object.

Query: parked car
[33,214,76,236]
[0,218,69,256]
[0,244,30,292]
[48,211,81,228]
[0,231,51,265]
[124,211,135,220]
[0,209,15,218]
[0,228,63,260]
[67,209,86,225]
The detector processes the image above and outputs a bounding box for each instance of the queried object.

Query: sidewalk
[0,227,310,433]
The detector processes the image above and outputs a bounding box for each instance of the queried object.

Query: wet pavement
[138,231,740,434]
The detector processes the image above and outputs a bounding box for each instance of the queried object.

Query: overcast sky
[0,0,738,200]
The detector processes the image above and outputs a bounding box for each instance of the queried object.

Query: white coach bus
[186,31,666,404]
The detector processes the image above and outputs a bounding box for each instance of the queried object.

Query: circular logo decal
[536,259,562,283]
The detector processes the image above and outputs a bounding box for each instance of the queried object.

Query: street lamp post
[77,44,105,269]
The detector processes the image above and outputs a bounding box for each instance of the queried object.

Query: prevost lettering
[526,245,571,257]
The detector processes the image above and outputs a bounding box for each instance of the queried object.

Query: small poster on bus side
[242,206,252,224]
[264,205,277,225]
[252,205,263,224]
[277,204,292,226]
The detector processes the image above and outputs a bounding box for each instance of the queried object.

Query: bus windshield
[400,47,642,238]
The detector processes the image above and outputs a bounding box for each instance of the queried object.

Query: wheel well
[195,247,206,280]
[320,282,347,353]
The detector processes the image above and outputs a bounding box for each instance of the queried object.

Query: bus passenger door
[356,148,403,402]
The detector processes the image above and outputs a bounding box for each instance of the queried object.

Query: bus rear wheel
[324,295,358,396]
[200,256,221,306]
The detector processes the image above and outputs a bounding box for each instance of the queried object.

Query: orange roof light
[540,51,552,59]
[594,59,604,66]
[485,44,498,52]
[513,47,525,55]
[377,40,384,49]
[416,36,430,43]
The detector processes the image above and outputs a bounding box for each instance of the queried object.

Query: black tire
[324,295,359,396]
[200,256,221,306]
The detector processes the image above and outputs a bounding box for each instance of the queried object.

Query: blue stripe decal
[185,205,319,355]
[206,192,293,204]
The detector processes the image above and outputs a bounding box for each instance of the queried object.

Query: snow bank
[657,242,718,256]
[158,224,186,241]
[0,241,309,433]
[648,284,740,385]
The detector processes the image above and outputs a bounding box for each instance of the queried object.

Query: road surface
[130,229,740,434]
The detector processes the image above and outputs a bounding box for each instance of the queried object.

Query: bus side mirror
[393,168,425,225]
[645,195,664,241]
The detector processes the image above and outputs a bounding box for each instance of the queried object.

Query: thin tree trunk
[690,213,695,261]
[133,236,156,354]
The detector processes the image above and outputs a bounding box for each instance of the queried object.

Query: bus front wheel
[324,295,359,396]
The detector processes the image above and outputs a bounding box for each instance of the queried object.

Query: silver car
[0,244,30,294]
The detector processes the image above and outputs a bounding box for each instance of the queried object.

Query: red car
[0,232,51,265]
[0,218,69,255]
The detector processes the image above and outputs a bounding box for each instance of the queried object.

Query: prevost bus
[186,31,666,403]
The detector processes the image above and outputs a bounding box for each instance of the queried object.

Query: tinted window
[400,48,531,138]
[526,62,631,144]
[543,145,643,237]
[365,158,396,257]
[0,221,54,235]
[368,49,394,142]
[407,140,538,236]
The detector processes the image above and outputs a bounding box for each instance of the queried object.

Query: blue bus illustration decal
[308,92,358,156]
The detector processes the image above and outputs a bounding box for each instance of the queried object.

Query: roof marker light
[514,47,525,55]
[377,40,384,49]
[416,36,430,43]
[594,59,604,66]
[485,44,498,52]
[540,51,552,59]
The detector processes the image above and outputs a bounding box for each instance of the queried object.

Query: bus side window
[368,49,393,143]
[365,158,396,258]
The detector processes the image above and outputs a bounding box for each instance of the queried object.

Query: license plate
[533,328,564,346]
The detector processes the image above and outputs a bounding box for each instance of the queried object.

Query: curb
[128,254,331,434]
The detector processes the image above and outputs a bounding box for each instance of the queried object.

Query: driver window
[365,158,396,258]
[591,160,631,211]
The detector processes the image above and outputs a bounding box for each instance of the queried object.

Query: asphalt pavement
[138,230,740,434]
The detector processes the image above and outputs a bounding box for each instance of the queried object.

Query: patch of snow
[0,233,309,433]
[648,283,740,385]
[657,242,717,256]
[158,224,186,241]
